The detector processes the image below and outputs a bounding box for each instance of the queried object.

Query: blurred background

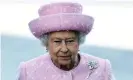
[1,0,133,80]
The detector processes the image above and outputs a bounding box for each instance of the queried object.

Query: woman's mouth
[58,56,71,60]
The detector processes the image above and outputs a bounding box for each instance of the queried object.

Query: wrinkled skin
[47,31,80,70]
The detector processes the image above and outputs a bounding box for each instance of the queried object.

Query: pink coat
[17,53,115,80]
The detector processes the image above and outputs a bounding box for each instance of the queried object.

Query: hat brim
[28,13,94,38]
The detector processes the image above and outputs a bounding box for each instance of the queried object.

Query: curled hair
[40,31,86,47]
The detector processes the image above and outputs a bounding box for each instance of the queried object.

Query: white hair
[39,31,86,47]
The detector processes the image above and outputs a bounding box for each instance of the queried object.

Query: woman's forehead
[49,31,77,39]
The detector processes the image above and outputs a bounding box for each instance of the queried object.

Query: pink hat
[28,2,94,38]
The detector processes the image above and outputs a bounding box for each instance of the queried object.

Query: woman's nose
[60,41,68,53]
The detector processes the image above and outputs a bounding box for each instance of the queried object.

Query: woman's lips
[58,56,71,60]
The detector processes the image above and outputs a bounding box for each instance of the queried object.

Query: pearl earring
[46,48,48,52]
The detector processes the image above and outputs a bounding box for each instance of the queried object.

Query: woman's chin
[58,59,71,65]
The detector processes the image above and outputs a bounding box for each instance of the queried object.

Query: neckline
[48,53,83,73]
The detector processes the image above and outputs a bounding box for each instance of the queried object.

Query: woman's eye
[66,40,74,43]
[54,41,61,43]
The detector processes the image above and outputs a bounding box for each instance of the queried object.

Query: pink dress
[17,53,115,80]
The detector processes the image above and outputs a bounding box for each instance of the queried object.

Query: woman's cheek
[74,43,79,49]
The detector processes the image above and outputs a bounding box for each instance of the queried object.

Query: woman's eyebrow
[51,37,62,40]
[66,37,76,40]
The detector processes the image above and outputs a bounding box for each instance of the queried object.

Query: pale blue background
[1,35,133,80]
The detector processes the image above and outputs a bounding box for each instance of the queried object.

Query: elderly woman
[17,2,115,80]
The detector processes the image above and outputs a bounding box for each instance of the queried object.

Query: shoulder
[80,53,112,70]
[79,53,114,80]
[26,53,49,63]
[17,54,53,79]
[80,53,106,63]
[19,53,50,69]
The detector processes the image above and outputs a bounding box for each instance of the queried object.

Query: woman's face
[47,31,79,66]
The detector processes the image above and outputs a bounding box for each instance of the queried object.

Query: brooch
[88,61,98,70]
